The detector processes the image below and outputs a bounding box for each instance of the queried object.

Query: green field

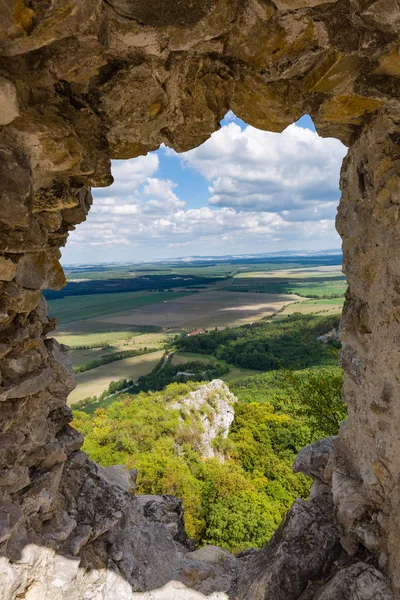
[277,298,344,316]
[49,290,194,324]
[230,277,346,298]
[54,323,145,347]
[230,265,346,298]
[171,351,264,381]
[68,331,170,368]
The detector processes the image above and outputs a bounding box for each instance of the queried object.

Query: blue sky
[61,112,346,264]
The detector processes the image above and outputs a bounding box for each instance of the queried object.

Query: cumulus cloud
[173,122,346,220]
[62,120,347,263]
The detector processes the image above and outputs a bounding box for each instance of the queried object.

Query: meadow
[170,351,264,381]
[277,297,344,316]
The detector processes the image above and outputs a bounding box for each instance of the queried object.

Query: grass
[49,291,195,324]
[229,277,346,298]
[68,332,171,368]
[78,392,130,415]
[171,351,263,381]
[277,298,344,317]
[67,350,164,405]
[53,321,146,347]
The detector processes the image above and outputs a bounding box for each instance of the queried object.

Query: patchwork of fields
[231,266,346,297]
[67,350,164,405]
[49,257,345,404]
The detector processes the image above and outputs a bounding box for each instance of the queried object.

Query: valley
[48,252,345,407]
[46,252,347,552]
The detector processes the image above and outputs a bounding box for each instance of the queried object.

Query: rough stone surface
[293,437,336,482]
[172,379,236,458]
[136,494,196,550]
[0,77,18,126]
[234,494,340,600]
[0,0,400,598]
[314,563,394,600]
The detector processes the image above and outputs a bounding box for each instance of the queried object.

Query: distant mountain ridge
[63,250,342,269]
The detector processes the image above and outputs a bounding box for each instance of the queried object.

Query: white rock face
[172,379,236,459]
[317,328,340,344]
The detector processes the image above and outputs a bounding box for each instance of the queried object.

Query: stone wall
[1,0,400,598]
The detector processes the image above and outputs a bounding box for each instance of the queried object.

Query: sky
[61,113,348,265]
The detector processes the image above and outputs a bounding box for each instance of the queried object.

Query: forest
[44,274,221,300]
[72,364,346,553]
[175,313,341,371]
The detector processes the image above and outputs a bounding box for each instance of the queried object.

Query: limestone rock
[317,328,340,344]
[136,494,195,550]
[100,464,138,494]
[293,437,336,483]
[106,0,222,28]
[172,379,236,459]
[0,367,53,401]
[0,257,16,282]
[234,498,340,600]
[0,143,32,229]
[273,0,335,9]
[0,77,18,125]
[132,581,230,599]
[15,253,47,290]
[187,545,236,569]
[314,563,394,600]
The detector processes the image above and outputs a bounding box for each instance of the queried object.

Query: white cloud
[62,121,347,263]
[94,154,159,198]
[173,122,346,220]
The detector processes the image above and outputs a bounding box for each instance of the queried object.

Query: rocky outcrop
[314,563,394,600]
[1,0,400,598]
[317,328,340,344]
[136,494,196,551]
[172,379,236,459]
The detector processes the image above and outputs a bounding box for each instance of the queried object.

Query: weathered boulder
[293,437,336,483]
[314,563,394,600]
[136,494,195,550]
[234,497,340,600]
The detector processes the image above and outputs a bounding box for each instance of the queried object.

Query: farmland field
[230,265,346,298]
[49,290,194,324]
[99,290,302,329]
[236,266,344,278]
[277,297,344,316]
[68,331,170,367]
[67,350,164,405]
